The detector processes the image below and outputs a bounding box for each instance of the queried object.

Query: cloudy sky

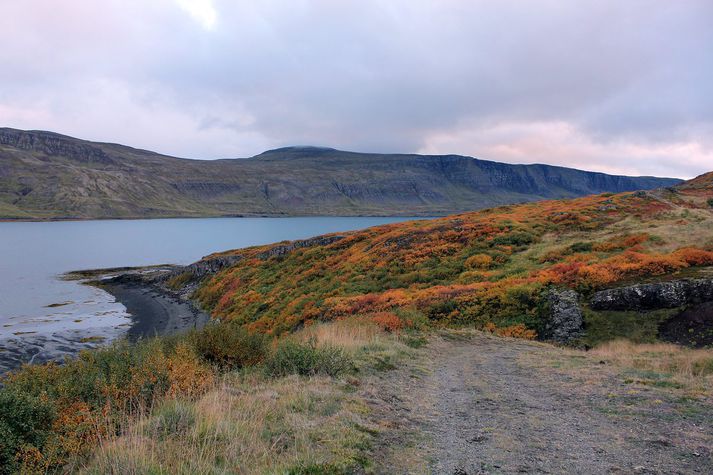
[1,1,711,178]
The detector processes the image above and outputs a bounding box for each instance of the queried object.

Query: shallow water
[0,217,414,340]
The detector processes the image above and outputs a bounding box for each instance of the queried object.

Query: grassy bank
[0,319,416,474]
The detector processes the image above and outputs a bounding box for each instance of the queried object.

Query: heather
[194,179,713,339]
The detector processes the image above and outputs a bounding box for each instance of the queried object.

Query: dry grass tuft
[299,318,383,351]
[592,340,713,392]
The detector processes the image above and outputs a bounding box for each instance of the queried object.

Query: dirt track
[365,333,713,474]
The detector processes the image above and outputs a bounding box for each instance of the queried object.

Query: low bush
[264,339,352,378]
[370,312,404,332]
[569,242,593,253]
[0,337,218,472]
[0,391,55,473]
[491,230,536,247]
[465,253,493,269]
[591,233,649,252]
[190,323,267,370]
[483,322,537,340]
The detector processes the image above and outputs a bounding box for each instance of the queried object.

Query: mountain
[0,127,681,219]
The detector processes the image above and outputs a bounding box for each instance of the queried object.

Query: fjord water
[0,217,412,340]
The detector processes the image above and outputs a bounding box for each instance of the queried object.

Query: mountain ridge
[0,127,681,219]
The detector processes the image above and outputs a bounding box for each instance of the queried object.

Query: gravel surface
[365,333,713,474]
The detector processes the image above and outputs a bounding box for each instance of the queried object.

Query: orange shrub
[484,322,537,340]
[371,312,404,332]
[592,233,649,252]
[673,247,713,266]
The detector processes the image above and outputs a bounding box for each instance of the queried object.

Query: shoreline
[0,268,209,375]
[95,278,210,341]
[0,213,440,223]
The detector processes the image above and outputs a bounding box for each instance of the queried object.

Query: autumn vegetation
[1,172,712,472]
[0,320,394,473]
[194,175,713,340]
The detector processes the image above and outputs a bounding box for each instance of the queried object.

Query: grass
[0,318,421,473]
[264,339,353,378]
[298,319,383,351]
[77,320,416,474]
[579,307,680,347]
[82,376,373,474]
[591,340,713,393]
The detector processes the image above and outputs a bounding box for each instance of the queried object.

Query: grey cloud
[0,0,710,178]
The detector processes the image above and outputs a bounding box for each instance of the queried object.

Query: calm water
[0,217,413,339]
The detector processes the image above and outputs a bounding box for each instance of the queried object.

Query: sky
[1,1,711,179]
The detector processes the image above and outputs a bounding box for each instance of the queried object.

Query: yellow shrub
[465,254,493,270]
[167,343,215,398]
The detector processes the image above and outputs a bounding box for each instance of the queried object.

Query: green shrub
[190,323,267,370]
[264,339,352,378]
[707,198,713,208]
[4,339,172,410]
[569,241,593,253]
[492,231,536,247]
[426,299,458,320]
[0,391,55,473]
[394,307,428,329]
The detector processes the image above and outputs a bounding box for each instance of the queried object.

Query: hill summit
[0,127,680,219]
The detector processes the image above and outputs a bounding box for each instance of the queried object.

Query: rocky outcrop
[255,235,345,259]
[590,279,713,311]
[158,234,346,292]
[166,255,245,282]
[542,289,584,344]
[0,128,115,165]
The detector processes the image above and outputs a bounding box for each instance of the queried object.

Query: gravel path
[366,333,713,474]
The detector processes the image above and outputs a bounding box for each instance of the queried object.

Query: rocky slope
[161,171,713,346]
[0,128,680,219]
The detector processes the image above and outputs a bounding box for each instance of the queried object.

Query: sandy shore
[0,270,209,375]
[97,279,210,340]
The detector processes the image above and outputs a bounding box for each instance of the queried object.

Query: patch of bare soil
[363,332,713,474]
[660,302,713,348]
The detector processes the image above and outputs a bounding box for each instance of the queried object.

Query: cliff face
[0,128,681,219]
